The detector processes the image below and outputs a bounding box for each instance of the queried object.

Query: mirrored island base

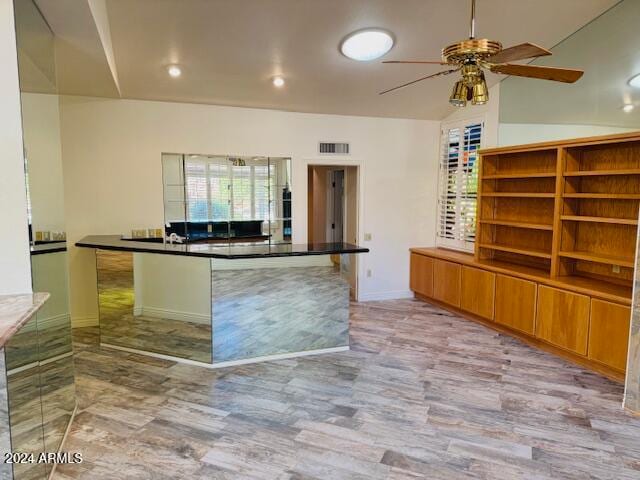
[86,239,368,368]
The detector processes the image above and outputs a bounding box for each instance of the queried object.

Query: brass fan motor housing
[442,39,502,64]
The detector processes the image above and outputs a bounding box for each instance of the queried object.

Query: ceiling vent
[319,142,350,155]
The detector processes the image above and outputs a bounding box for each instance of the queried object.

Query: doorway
[307,165,359,298]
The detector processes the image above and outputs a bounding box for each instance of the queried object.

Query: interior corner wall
[0,0,32,295]
[59,96,441,323]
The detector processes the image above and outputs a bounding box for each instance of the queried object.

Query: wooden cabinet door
[409,253,434,298]
[495,275,537,334]
[536,285,590,355]
[588,299,631,372]
[461,266,495,320]
[433,260,461,307]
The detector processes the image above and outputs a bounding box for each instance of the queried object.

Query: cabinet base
[414,293,625,383]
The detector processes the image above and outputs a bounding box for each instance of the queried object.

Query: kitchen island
[76,235,368,367]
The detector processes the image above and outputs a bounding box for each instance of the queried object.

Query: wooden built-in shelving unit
[411,132,639,380]
[476,132,640,297]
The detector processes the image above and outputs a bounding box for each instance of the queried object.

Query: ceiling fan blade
[383,60,450,65]
[379,69,460,95]
[490,63,583,83]
[486,42,551,64]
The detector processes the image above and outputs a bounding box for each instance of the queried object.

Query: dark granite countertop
[31,241,67,255]
[75,235,369,259]
[0,293,49,348]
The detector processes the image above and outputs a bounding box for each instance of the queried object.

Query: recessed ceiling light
[629,73,640,89]
[272,76,285,88]
[167,65,182,78]
[340,28,394,62]
[623,104,634,113]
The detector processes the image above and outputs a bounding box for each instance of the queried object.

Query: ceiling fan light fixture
[623,104,634,113]
[471,76,489,105]
[340,29,394,61]
[449,80,468,107]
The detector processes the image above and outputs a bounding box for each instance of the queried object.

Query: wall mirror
[499,0,640,146]
[15,0,65,244]
[11,2,76,477]
[161,154,292,246]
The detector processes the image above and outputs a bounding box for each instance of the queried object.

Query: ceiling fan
[380,0,584,106]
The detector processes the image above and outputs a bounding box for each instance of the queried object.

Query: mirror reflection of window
[162,154,292,245]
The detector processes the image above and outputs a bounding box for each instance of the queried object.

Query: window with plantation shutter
[183,157,276,222]
[436,119,484,252]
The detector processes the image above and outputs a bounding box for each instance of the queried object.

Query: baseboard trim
[133,306,210,325]
[7,352,73,376]
[100,343,350,369]
[358,290,413,302]
[37,313,71,329]
[72,316,99,328]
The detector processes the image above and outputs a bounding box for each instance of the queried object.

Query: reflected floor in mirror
[101,315,212,364]
[212,265,349,363]
[6,366,47,480]
[96,250,213,363]
[55,299,640,480]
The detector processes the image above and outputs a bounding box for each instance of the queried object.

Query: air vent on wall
[319,142,350,155]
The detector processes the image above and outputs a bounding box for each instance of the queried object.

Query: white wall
[22,93,65,233]
[60,96,440,324]
[0,0,32,295]
[498,123,639,146]
[133,253,211,323]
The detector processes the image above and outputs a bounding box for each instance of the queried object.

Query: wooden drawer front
[588,299,631,372]
[461,266,495,320]
[536,286,590,355]
[433,260,461,307]
[495,275,537,334]
[410,253,434,298]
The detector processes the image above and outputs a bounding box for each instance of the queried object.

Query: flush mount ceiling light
[167,65,182,78]
[629,74,640,89]
[340,29,394,61]
[623,104,634,113]
[272,76,285,87]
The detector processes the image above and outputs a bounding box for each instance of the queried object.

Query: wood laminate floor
[55,299,640,480]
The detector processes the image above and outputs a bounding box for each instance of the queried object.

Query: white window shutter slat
[436,120,483,252]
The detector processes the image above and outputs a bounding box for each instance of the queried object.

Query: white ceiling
[33,0,620,120]
[500,0,640,128]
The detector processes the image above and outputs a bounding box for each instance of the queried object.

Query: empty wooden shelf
[563,193,640,200]
[561,215,639,226]
[483,172,556,180]
[478,219,553,230]
[481,192,555,198]
[563,168,640,177]
[478,243,552,259]
[558,251,635,268]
